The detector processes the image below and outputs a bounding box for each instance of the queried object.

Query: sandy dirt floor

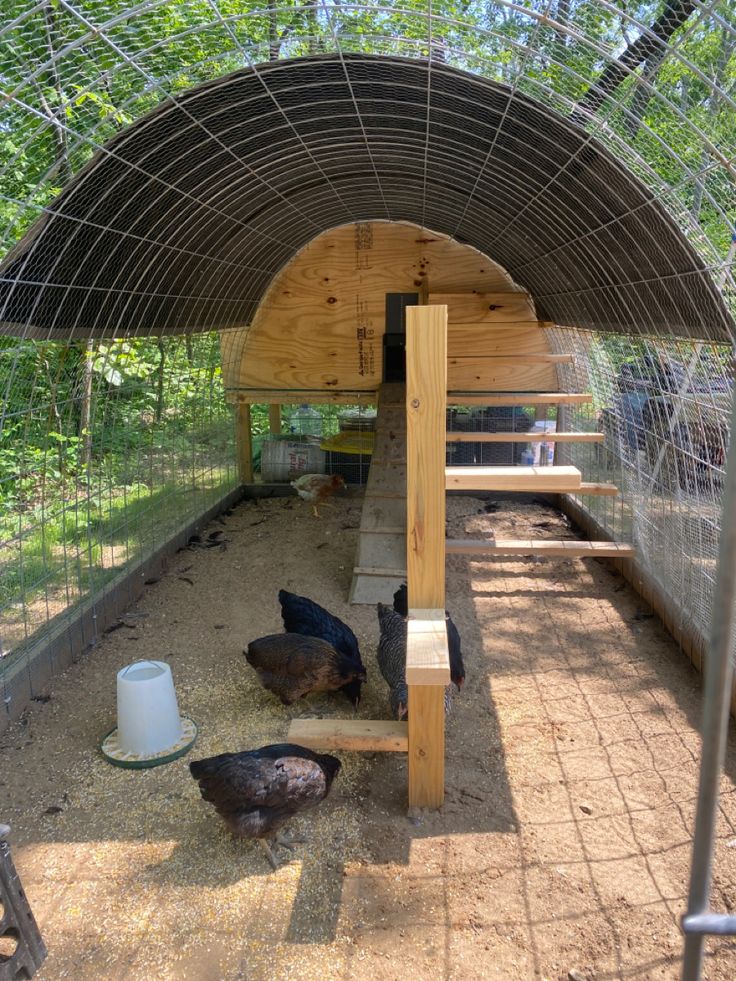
[1,491,735,980]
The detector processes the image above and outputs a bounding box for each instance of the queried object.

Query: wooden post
[269,404,282,434]
[236,402,253,484]
[406,305,450,809]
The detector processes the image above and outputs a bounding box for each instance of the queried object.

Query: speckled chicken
[244,633,365,709]
[290,473,345,516]
[278,589,366,707]
[189,743,341,869]
[393,583,466,691]
[377,603,452,721]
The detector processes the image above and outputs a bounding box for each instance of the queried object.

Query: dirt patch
[1,491,735,979]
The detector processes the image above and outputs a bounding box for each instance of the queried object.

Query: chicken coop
[0,2,735,979]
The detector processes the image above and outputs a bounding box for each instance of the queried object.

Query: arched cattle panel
[0,55,731,343]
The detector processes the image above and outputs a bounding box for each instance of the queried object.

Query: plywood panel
[446,324,549,359]
[447,360,558,390]
[222,221,534,395]
[430,292,537,322]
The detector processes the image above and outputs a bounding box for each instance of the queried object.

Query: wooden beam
[447,392,592,405]
[287,719,408,753]
[446,431,604,443]
[408,686,446,809]
[406,306,447,609]
[236,403,253,484]
[268,404,281,434]
[449,354,573,365]
[228,390,377,405]
[445,539,635,557]
[406,305,449,810]
[446,465,582,492]
[406,615,451,685]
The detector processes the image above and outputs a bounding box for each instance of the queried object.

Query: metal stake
[682,385,736,980]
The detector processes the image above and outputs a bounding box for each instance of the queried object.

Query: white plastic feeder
[101,660,197,769]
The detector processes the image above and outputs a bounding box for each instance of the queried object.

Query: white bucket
[261,438,326,482]
[116,660,183,757]
[532,421,556,466]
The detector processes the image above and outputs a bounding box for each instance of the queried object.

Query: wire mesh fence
[547,325,729,658]
[0,332,238,711]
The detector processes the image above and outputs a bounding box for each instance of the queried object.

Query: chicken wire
[0,333,239,714]
[546,325,729,657]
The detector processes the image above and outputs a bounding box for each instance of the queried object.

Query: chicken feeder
[101,660,197,769]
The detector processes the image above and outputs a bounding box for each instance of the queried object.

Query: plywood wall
[221,221,556,400]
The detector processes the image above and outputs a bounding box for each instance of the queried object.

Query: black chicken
[189,743,341,869]
[377,603,452,721]
[392,583,465,691]
[245,633,366,709]
[278,589,366,706]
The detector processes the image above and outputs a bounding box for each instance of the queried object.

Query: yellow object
[319,430,374,455]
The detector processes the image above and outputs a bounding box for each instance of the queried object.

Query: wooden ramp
[349,383,408,604]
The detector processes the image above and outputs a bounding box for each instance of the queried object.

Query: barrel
[260,437,326,482]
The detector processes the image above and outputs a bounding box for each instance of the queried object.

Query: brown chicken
[189,743,341,869]
[244,632,366,708]
[290,473,345,516]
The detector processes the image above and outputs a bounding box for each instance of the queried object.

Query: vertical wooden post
[406,305,449,809]
[236,401,254,484]
[269,404,282,435]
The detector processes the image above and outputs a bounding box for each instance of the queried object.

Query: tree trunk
[624,43,668,138]
[42,1,72,185]
[155,339,166,423]
[571,0,697,125]
[268,1,280,61]
[78,345,94,469]
[691,26,734,221]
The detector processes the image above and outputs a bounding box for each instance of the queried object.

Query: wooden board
[287,719,408,753]
[446,431,604,443]
[406,616,451,685]
[445,539,635,557]
[229,390,377,405]
[406,306,447,610]
[447,393,592,405]
[445,465,582,491]
[408,687,446,809]
[447,360,558,391]
[429,292,537,322]
[222,222,521,394]
[577,483,620,496]
[446,324,552,360]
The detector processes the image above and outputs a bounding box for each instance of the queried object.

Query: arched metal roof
[0,54,731,342]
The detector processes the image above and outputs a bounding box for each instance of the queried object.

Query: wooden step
[578,483,619,496]
[288,719,408,753]
[447,393,592,406]
[352,565,408,578]
[446,539,635,557]
[407,615,451,685]
[446,431,604,443]
[446,465,581,492]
